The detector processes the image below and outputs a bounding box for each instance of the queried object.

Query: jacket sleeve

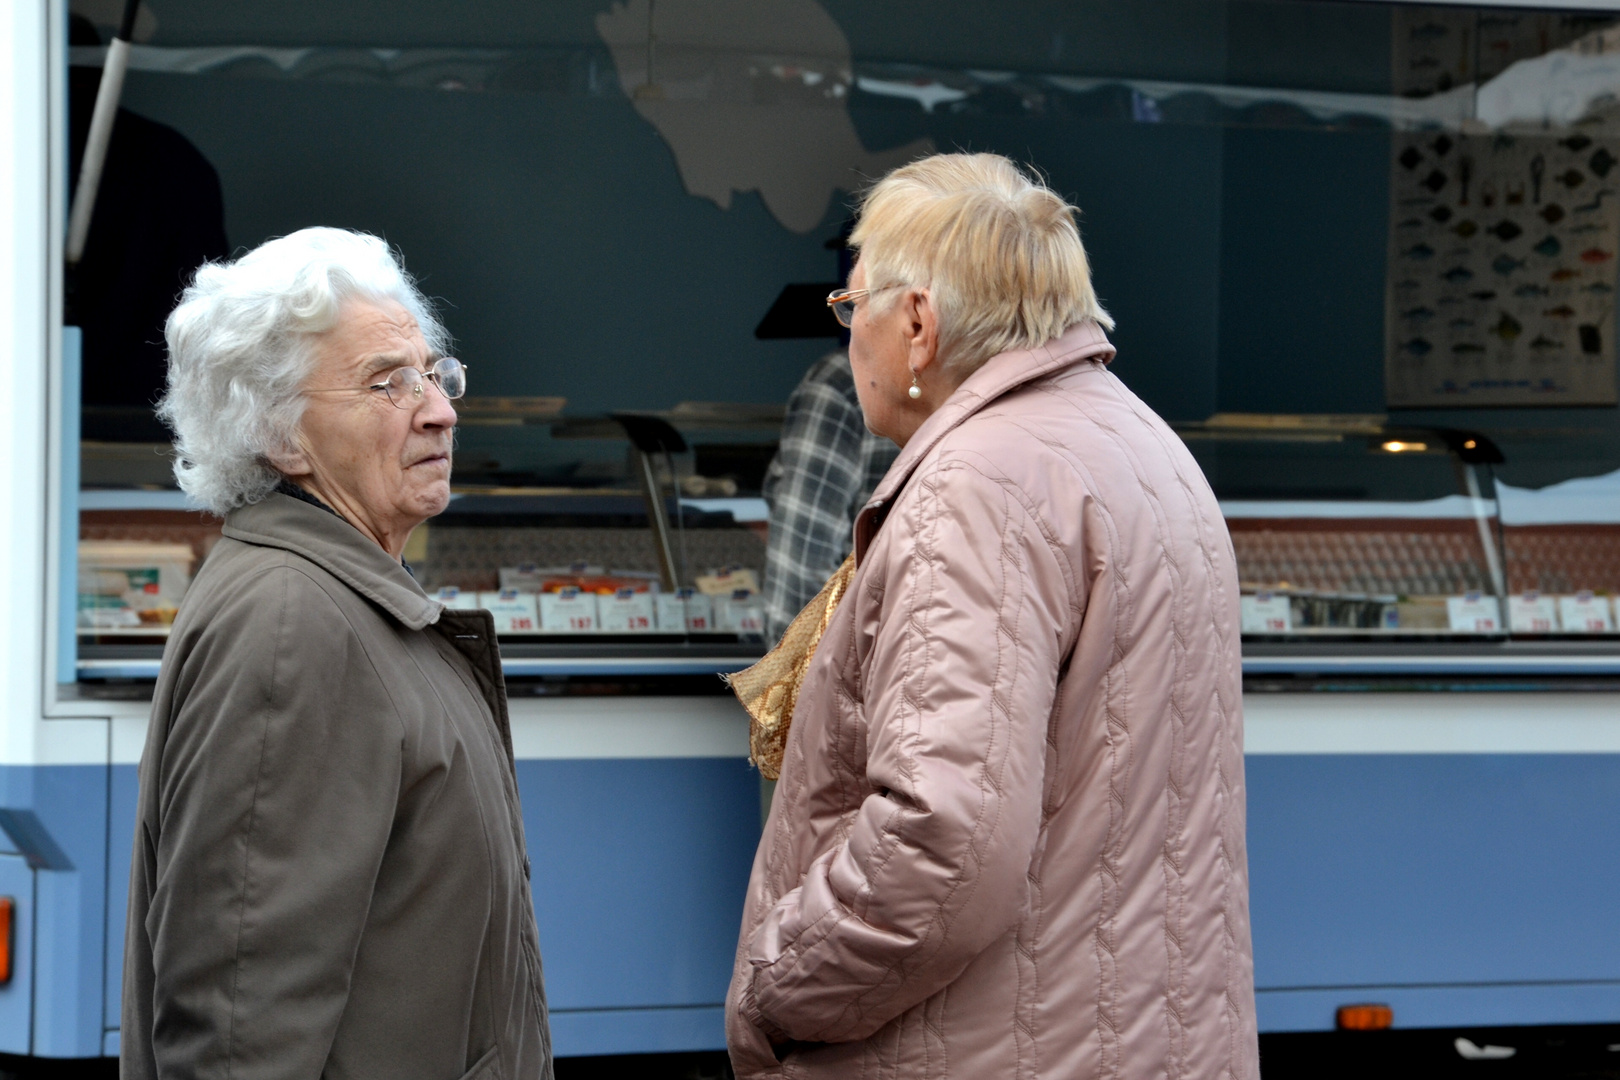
[740,453,1075,1044]
[141,566,403,1079]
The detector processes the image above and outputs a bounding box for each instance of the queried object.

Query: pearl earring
[908,372,922,400]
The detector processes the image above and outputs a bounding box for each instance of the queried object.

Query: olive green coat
[122,492,552,1080]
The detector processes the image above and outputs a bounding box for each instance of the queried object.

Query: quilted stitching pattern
[726,324,1258,1080]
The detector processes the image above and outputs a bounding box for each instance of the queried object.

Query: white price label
[655,590,715,632]
[1507,592,1558,633]
[540,589,599,633]
[477,589,540,634]
[684,592,714,631]
[434,586,482,611]
[1240,592,1292,633]
[716,591,766,636]
[599,589,655,633]
[1558,592,1615,634]
[1446,593,1502,633]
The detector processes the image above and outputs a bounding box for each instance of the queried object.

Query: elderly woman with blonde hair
[726,154,1258,1079]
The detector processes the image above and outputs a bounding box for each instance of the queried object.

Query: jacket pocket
[456,1044,503,1080]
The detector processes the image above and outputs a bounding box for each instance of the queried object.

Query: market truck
[4,0,1620,1071]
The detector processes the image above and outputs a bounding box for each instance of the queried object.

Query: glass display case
[75,408,1620,683]
[1181,414,1620,674]
[1202,419,1617,643]
[1186,415,1513,637]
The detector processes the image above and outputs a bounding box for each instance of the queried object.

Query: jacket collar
[222,491,443,631]
[854,320,1115,563]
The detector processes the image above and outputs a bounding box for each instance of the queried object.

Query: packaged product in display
[498,564,558,592]
[78,541,194,630]
[696,566,760,596]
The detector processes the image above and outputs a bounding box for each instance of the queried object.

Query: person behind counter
[123,227,553,1080]
[726,153,1258,1078]
[762,350,898,641]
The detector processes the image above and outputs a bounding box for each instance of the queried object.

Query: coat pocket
[455,1044,504,1080]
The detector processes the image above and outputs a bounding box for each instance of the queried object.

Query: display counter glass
[74,411,1620,683]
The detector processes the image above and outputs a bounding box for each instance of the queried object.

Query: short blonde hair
[850,153,1112,374]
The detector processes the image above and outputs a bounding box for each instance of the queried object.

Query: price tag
[1558,592,1615,634]
[1240,592,1292,633]
[654,589,715,632]
[1507,592,1558,633]
[434,586,482,611]
[1446,592,1502,633]
[683,591,714,632]
[540,588,599,633]
[716,590,765,636]
[599,588,655,632]
[478,589,540,634]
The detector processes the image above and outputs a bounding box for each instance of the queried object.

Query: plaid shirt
[763,351,899,639]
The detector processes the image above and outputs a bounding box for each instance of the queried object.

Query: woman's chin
[407,478,453,520]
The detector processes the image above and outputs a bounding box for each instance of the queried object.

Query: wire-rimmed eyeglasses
[826,284,904,328]
[307,357,468,409]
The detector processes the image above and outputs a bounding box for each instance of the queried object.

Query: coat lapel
[222,492,443,630]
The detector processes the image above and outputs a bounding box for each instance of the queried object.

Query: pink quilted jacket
[728,321,1258,1079]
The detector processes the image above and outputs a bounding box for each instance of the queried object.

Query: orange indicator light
[0,897,14,984]
[1336,1003,1393,1031]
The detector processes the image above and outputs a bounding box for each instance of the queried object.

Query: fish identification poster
[1386,9,1620,407]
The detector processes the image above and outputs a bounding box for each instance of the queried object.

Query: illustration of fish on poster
[1386,8,1620,407]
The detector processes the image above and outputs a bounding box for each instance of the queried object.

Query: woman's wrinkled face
[290,300,456,557]
[845,258,915,444]
[845,256,943,447]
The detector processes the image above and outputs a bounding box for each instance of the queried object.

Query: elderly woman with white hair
[122,228,553,1080]
[726,154,1258,1079]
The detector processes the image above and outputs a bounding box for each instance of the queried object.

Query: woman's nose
[417,386,457,430]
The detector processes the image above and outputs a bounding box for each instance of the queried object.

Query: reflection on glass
[1180,415,1511,637]
[1498,469,1620,634]
[66,1,1620,665]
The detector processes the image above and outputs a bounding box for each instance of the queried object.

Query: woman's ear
[905,287,941,376]
[264,436,313,478]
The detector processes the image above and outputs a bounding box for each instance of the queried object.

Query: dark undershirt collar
[275,478,341,518]
[272,480,415,576]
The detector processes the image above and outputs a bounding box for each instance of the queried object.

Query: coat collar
[222,491,443,631]
[854,320,1115,563]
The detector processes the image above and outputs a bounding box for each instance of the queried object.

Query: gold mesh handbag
[725,556,856,780]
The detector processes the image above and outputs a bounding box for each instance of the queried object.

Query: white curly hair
[158,228,450,515]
